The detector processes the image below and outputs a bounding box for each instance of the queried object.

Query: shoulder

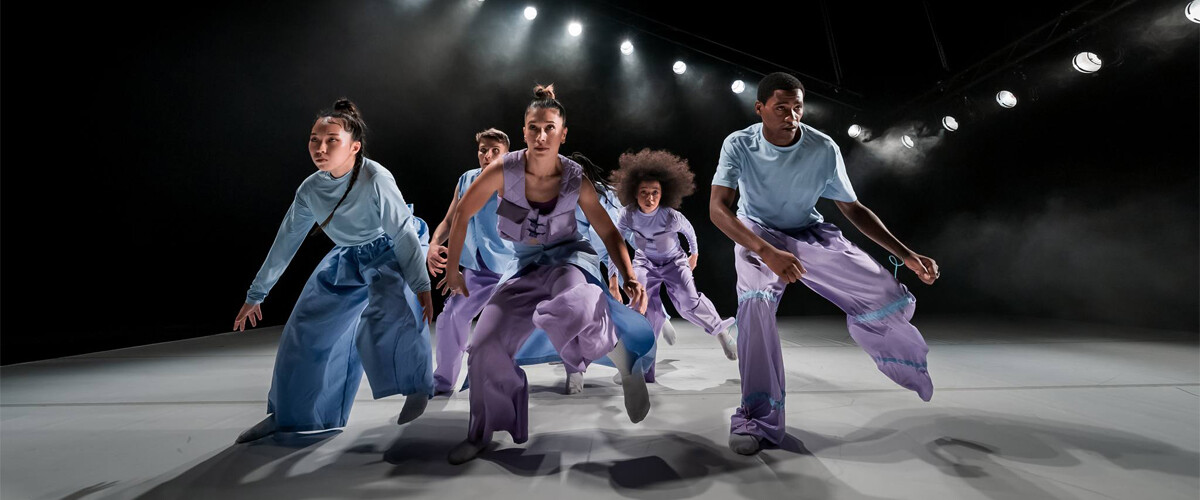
[558,154,584,192]
[722,123,760,150]
[459,167,483,185]
[799,123,839,152]
[360,158,394,184]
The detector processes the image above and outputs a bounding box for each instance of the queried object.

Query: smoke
[927,190,1199,330]
[844,121,945,179]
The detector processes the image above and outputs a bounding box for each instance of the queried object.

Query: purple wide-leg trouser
[731,218,933,445]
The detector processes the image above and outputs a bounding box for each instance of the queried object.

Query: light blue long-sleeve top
[575,186,625,277]
[455,167,515,274]
[616,205,698,262]
[246,158,431,304]
[713,122,857,232]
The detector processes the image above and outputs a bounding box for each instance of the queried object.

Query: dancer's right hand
[760,246,806,283]
[234,302,262,332]
[438,269,469,297]
[426,244,448,276]
[623,279,648,314]
[418,291,434,324]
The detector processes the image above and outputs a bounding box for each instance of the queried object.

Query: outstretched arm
[834,200,939,285]
[580,184,647,313]
[442,159,504,296]
[235,191,315,331]
[426,184,461,276]
[709,185,805,283]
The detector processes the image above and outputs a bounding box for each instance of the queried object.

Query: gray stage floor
[2,316,1197,500]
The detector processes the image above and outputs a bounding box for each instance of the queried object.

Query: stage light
[673,61,687,74]
[620,40,634,55]
[1188,1,1200,22]
[1072,52,1102,73]
[524,6,537,20]
[568,21,582,36]
[901,135,915,148]
[996,90,1017,108]
[942,116,959,131]
[731,80,745,93]
[848,124,862,138]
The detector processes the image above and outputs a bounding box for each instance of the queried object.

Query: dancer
[710,73,940,455]
[427,128,515,396]
[232,99,434,443]
[442,85,654,464]
[611,149,738,384]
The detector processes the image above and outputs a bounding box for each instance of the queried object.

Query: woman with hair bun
[441,84,655,464]
[232,98,435,443]
[611,149,738,383]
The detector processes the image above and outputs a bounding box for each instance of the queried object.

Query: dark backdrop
[3,0,1196,364]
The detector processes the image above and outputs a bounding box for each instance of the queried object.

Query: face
[477,138,508,169]
[309,118,361,174]
[754,89,804,141]
[636,180,662,213]
[522,107,567,159]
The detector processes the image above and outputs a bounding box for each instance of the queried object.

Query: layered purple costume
[464,150,654,444]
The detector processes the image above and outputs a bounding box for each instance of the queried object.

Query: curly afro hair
[611,149,696,209]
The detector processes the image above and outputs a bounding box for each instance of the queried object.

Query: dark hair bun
[533,84,556,101]
[333,98,360,119]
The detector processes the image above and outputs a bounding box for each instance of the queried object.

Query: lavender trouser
[432,263,504,393]
[730,218,933,445]
[466,265,623,444]
[636,253,735,381]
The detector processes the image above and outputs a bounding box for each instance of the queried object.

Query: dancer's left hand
[623,279,648,314]
[438,269,469,297]
[418,291,434,324]
[688,253,699,270]
[903,253,940,285]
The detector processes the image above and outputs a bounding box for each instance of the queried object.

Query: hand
[903,252,940,285]
[426,244,448,276]
[233,302,262,332]
[607,274,622,299]
[688,253,699,271]
[759,246,805,283]
[438,268,469,297]
[418,291,434,324]
[623,279,648,315]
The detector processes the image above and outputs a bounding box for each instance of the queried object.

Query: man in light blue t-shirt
[710,72,941,455]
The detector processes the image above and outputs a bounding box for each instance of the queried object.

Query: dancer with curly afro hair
[612,149,738,383]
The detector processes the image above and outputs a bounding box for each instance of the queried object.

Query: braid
[569,152,613,196]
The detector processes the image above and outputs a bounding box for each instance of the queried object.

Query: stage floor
[2,316,1197,500]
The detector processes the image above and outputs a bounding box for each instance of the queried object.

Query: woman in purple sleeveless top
[441,85,656,464]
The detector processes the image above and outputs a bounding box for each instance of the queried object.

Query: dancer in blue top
[710,73,940,455]
[427,128,516,396]
[232,99,435,443]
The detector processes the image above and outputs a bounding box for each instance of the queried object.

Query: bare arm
[835,200,939,284]
[709,185,805,282]
[580,184,647,312]
[426,184,461,276]
[441,159,504,296]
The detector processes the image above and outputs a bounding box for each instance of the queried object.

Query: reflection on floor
[2,316,1197,499]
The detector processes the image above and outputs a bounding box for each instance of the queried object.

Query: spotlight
[1188,1,1200,23]
[672,61,687,74]
[848,124,862,138]
[524,6,537,20]
[568,21,582,37]
[620,40,634,55]
[1072,52,1102,73]
[731,80,745,94]
[941,116,959,131]
[996,90,1017,108]
[901,135,915,149]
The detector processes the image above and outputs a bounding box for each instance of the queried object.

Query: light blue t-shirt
[456,168,515,274]
[575,186,624,277]
[713,122,857,231]
[246,158,431,303]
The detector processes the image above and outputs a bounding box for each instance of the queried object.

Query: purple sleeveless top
[496,150,584,248]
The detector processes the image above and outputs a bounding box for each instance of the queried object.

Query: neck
[328,160,355,179]
[526,151,560,176]
[762,126,800,148]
